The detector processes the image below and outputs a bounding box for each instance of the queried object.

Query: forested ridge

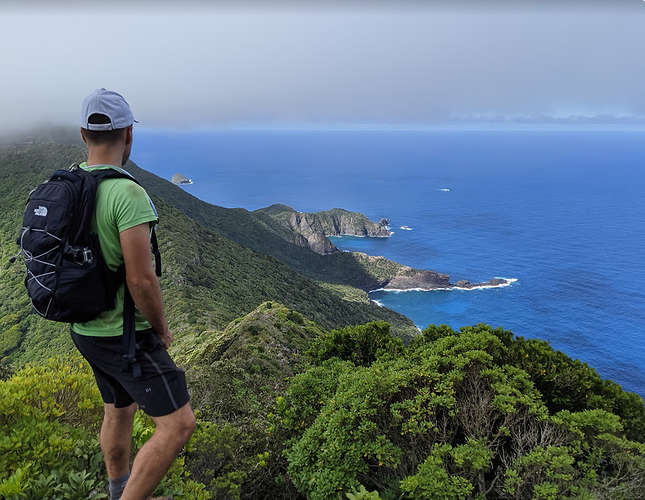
[1,139,644,499]
[0,142,417,364]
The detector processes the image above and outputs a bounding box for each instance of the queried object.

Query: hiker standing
[71,89,195,500]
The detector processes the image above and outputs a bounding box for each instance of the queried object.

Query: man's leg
[120,402,196,500]
[102,402,137,479]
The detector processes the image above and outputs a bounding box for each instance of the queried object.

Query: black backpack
[12,164,161,376]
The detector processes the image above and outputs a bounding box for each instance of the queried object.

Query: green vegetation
[181,302,321,499]
[273,323,645,500]
[0,356,210,499]
[0,144,88,364]
[0,357,105,499]
[2,137,645,499]
[3,320,644,500]
[0,143,416,364]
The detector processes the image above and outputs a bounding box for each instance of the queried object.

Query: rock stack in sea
[171,173,192,185]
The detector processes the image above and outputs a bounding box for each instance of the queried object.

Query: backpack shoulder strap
[89,168,162,278]
[89,166,141,185]
[122,285,142,379]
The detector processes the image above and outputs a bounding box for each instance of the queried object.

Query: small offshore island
[171,172,193,185]
[257,204,513,292]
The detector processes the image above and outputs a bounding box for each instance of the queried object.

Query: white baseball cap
[80,88,136,131]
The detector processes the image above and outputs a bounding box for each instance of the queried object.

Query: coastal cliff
[256,204,390,255]
[255,205,510,291]
[288,209,390,238]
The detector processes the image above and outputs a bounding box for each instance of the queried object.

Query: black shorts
[71,328,190,417]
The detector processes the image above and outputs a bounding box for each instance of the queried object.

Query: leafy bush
[307,321,405,367]
[0,356,105,498]
[274,324,645,500]
[184,420,246,499]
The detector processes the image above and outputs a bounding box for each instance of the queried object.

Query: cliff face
[257,205,390,255]
[288,210,390,239]
[300,232,339,255]
[253,205,511,292]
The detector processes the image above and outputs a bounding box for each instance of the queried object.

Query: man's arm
[119,222,172,348]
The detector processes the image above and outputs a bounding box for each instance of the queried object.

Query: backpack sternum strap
[64,243,95,265]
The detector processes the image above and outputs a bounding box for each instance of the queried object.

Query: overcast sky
[1,1,644,131]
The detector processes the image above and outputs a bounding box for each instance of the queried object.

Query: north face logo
[34,206,48,217]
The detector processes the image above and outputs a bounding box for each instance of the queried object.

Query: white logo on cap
[34,206,48,217]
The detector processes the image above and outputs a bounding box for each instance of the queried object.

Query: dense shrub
[307,320,405,367]
[274,323,645,500]
[4,321,645,500]
[0,356,105,499]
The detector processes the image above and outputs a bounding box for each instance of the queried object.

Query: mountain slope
[0,143,417,364]
[121,161,390,290]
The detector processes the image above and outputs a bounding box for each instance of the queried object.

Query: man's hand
[157,328,174,349]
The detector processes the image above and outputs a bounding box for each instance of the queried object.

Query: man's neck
[86,145,125,168]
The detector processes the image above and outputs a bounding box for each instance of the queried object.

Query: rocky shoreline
[383,274,512,291]
[379,269,511,292]
[258,204,513,293]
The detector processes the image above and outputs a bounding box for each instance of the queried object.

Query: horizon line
[4,121,645,139]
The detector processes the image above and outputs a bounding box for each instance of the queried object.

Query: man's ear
[125,126,133,145]
[80,127,88,144]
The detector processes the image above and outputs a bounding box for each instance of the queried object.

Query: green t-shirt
[71,164,158,337]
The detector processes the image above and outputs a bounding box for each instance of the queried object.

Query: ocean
[132,128,645,397]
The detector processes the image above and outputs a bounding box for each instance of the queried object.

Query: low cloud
[1,2,644,132]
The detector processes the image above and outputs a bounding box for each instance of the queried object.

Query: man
[71,88,195,500]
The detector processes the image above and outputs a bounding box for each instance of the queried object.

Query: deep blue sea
[133,128,645,397]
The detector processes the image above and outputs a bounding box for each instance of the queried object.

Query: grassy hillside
[0,143,417,364]
[0,145,88,364]
[182,301,326,420]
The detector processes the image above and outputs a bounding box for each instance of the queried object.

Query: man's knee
[177,405,196,443]
[155,404,195,446]
[104,402,137,425]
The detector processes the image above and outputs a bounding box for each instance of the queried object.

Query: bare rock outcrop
[385,271,451,290]
[257,204,390,255]
[288,210,390,239]
[383,274,511,291]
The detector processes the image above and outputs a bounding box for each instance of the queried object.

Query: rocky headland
[256,204,390,255]
[385,274,511,291]
[256,204,511,292]
[351,253,511,291]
